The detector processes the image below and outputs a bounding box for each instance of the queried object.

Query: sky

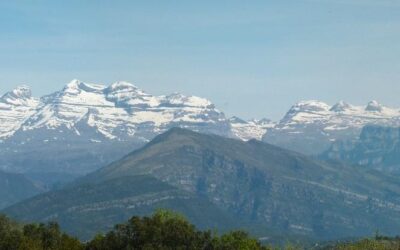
[0,0,399,120]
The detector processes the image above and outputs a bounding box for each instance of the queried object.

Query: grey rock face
[322,125,400,172]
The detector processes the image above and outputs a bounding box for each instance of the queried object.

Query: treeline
[0,215,81,250]
[2,210,399,250]
[0,210,270,250]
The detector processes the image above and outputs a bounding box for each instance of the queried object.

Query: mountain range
[0,80,272,143]
[263,100,400,155]
[0,80,273,179]
[1,80,400,179]
[5,128,400,241]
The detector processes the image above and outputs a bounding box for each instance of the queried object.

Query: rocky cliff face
[322,125,400,172]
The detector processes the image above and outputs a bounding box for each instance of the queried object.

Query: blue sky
[0,0,399,120]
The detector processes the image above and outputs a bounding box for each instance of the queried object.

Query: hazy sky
[0,0,399,120]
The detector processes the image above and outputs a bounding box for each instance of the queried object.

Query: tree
[85,210,268,250]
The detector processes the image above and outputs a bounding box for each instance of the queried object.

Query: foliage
[86,209,270,250]
[0,211,270,250]
[0,214,83,250]
[321,236,400,250]
[10,209,400,250]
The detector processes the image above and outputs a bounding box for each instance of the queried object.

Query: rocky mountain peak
[365,100,384,112]
[330,101,352,112]
[106,81,139,92]
[0,85,36,106]
[63,79,105,94]
[104,81,151,106]
[289,100,330,113]
[229,116,247,124]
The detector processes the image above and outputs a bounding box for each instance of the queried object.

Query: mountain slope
[3,175,255,240]
[7,128,400,241]
[264,100,400,155]
[0,170,43,209]
[77,128,400,239]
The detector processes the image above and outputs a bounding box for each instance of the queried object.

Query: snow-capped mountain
[4,80,400,175]
[0,80,268,176]
[0,86,39,139]
[263,100,400,155]
[15,79,232,141]
[229,116,275,141]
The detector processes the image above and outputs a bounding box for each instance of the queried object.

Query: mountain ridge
[9,128,400,241]
[2,80,400,176]
[0,80,271,176]
[263,100,400,155]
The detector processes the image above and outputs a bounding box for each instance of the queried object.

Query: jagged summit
[0,85,37,106]
[163,92,213,108]
[330,101,352,112]
[365,100,384,112]
[107,81,139,91]
[229,116,247,124]
[63,79,105,92]
[290,100,331,112]
[63,80,146,97]
[2,85,32,99]
[0,85,39,139]
[105,81,144,96]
